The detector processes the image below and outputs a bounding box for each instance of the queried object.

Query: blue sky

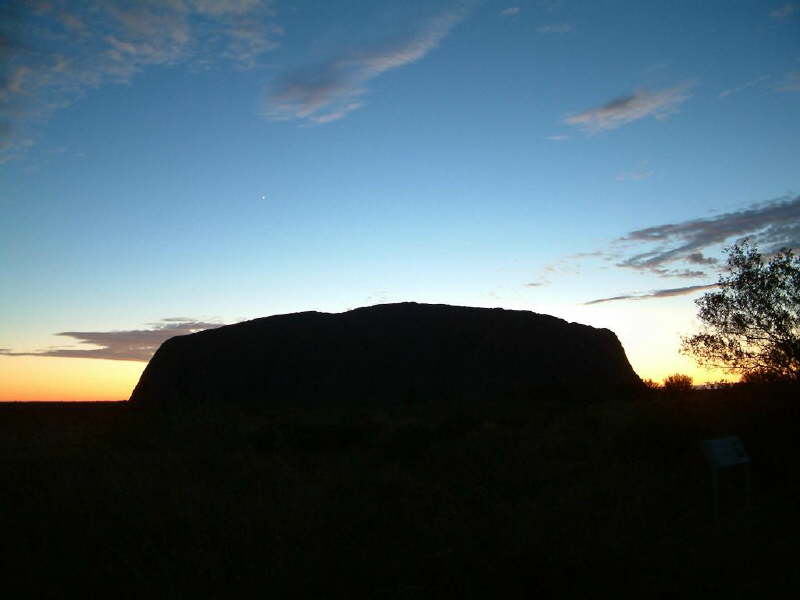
[1,0,799,397]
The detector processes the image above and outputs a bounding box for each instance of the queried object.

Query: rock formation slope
[129,302,641,410]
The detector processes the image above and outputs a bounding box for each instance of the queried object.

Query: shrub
[740,369,783,385]
[642,378,661,390]
[662,373,693,393]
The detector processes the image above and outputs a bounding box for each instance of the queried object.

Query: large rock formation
[129,303,641,411]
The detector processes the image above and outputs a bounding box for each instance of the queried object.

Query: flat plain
[1,387,798,597]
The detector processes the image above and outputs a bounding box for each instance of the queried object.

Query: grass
[0,385,798,597]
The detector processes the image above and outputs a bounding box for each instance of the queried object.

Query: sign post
[701,436,751,531]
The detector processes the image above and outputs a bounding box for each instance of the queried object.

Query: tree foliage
[642,378,661,390]
[681,241,800,382]
[662,373,693,392]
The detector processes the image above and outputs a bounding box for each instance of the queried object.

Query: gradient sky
[2,0,799,400]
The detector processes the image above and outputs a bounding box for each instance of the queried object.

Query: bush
[642,378,660,390]
[740,369,783,385]
[662,373,693,393]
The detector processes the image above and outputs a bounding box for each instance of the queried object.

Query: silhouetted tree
[642,378,660,390]
[681,241,800,383]
[740,369,783,385]
[662,373,693,392]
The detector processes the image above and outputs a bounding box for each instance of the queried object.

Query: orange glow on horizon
[625,341,732,385]
[0,356,145,402]
[636,364,733,386]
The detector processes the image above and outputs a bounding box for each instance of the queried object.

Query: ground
[1,386,798,597]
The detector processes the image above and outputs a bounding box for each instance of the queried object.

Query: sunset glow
[0,356,144,402]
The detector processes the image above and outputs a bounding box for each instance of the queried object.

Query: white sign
[702,436,750,469]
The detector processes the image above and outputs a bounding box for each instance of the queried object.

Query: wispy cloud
[0,319,221,362]
[525,252,594,287]
[584,284,717,305]
[545,134,569,141]
[564,83,692,133]
[616,194,800,275]
[1,0,281,161]
[644,61,670,73]
[616,164,654,181]
[500,7,521,17]
[719,74,771,98]
[536,23,573,34]
[770,3,797,18]
[776,71,800,92]
[530,194,800,295]
[364,289,393,304]
[686,252,718,265]
[263,9,465,124]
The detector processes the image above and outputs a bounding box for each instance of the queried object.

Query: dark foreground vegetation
[1,385,798,598]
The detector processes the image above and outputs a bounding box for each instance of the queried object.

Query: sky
[1,0,799,401]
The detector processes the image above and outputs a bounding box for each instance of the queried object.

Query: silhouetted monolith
[129,302,641,411]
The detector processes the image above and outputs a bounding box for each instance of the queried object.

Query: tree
[681,241,800,383]
[642,378,661,390]
[662,373,693,392]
